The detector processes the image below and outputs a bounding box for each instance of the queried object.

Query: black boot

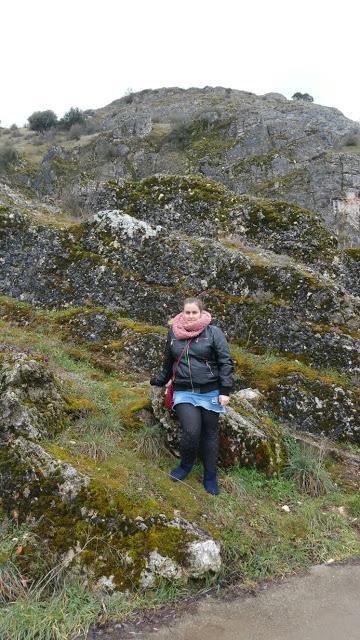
[203,469,219,495]
[170,461,193,482]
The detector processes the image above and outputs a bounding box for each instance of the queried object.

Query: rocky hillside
[1,86,360,246]
[0,88,359,632]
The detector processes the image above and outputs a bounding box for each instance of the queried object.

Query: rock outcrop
[1,298,357,443]
[0,353,221,590]
[1,178,359,376]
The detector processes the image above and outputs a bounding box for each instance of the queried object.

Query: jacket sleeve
[212,326,234,395]
[150,330,174,386]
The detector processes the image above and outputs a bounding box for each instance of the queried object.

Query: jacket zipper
[205,360,215,376]
[186,341,195,392]
[173,339,195,391]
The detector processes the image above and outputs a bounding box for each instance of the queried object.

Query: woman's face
[183,303,201,321]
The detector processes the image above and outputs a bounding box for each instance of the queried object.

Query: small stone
[281,505,291,512]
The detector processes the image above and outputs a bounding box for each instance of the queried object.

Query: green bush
[58,107,85,130]
[28,110,58,132]
[0,144,18,171]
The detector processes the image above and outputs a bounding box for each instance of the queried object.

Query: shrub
[123,87,135,104]
[165,122,192,150]
[0,144,18,171]
[67,123,83,140]
[82,118,99,134]
[28,110,58,132]
[343,130,360,146]
[94,138,119,161]
[58,107,86,131]
[32,136,46,147]
[9,124,21,138]
[60,184,101,218]
[292,92,314,102]
[66,119,99,140]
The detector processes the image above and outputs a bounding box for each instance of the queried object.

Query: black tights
[174,403,219,473]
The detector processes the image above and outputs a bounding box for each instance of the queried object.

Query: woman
[150,297,234,495]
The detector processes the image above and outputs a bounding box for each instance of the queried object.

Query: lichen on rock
[92,209,163,239]
[267,372,360,444]
[0,351,222,591]
[0,352,71,440]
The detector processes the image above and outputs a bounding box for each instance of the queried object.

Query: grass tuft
[134,424,168,460]
[283,437,334,497]
[0,580,101,640]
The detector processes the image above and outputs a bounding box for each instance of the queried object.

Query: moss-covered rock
[236,196,338,264]
[230,348,360,444]
[44,306,167,374]
[266,372,360,444]
[0,297,358,445]
[0,352,71,440]
[0,176,359,370]
[1,176,359,372]
[0,351,222,591]
[342,247,360,296]
[105,175,339,265]
[32,146,80,197]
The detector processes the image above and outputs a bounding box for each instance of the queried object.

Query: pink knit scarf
[169,310,212,339]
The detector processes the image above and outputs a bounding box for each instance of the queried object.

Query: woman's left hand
[219,395,230,407]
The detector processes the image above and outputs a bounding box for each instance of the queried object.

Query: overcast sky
[1,0,359,127]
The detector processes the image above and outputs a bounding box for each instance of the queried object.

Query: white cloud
[1,0,359,127]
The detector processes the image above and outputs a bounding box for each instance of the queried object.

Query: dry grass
[218,472,247,498]
[283,440,335,496]
[7,127,100,166]
[134,423,168,460]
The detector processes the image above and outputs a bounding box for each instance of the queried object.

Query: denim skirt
[173,388,227,413]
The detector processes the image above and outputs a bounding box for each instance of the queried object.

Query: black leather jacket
[151,325,234,395]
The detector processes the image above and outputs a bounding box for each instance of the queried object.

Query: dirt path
[88,561,360,639]
[140,562,360,640]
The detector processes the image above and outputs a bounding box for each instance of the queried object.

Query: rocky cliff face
[1,175,359,373]
[99,87,360,247]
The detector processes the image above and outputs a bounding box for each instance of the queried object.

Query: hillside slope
[2,86,360,246]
